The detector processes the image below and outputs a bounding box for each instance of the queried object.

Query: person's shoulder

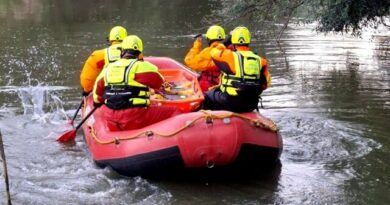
[259,56,268,65]
[106,58,126,67]
[108,44,122,49]
[210,43,229,55]
[214,43,227,51]
[95,47,106,53]
[142,60,158,69]
[210,41,223,48]
[91,48,105,56]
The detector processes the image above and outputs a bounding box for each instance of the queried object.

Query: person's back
[80,26,127,96]
[184,25,226,92]
[94,58,162,109]
[93,35,181,131]
[202,26,271,113]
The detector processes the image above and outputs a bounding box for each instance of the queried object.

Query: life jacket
[103,59,150,109]
[220,51,262,96]
[104,44,122,65]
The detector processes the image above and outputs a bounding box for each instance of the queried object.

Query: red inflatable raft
[81,57,283,177]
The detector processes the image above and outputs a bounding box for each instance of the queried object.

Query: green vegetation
[306,0,390,35]
[207,0,390,36]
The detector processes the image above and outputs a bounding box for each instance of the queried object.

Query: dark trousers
[202,88,259,113]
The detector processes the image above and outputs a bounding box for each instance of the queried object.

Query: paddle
[193,33,203,39]
[68,99,84,126]
[57,105,99,142]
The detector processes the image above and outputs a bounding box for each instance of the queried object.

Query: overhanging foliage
[205,0,390,37]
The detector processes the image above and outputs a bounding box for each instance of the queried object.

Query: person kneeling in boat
[201,26,271,113]
[184,25,226,93]
[92,35,181,131]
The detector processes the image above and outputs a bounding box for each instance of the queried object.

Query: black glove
[223,34,232,47]
[93,102,103,108]
[82,91,90,97]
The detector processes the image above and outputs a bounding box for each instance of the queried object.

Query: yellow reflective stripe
[126,61,141,87]
[105,65,110,84]
[104,47,109,65]
[132,98,150,105]
[232,52,242,77]
[236,52,245,79]
[124,60,138,84]
[139,90,148,96]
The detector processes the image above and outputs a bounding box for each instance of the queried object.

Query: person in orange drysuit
[184,25,226,92]
[93,35,181,131]
[202,26,271,113]
[79,26,127,96]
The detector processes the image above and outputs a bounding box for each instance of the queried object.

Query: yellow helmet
[205,25,225,41]
[231,26,251,45]
[108,26,127,42]
[122,35,143,53]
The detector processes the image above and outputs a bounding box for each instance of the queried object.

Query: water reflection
[0,0,218,108]
[0,0,44,23]
[270,23,390,125]
[267,23,389,204]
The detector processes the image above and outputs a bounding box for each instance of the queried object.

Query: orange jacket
[184,39,222,92]
[80,48,105,93]
[184,39,220,72]
[210,44,271,90]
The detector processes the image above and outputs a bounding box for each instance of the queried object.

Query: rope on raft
[89,110,278,145]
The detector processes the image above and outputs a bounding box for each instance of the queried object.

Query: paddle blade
[56,129,77,143]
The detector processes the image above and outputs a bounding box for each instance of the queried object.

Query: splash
[17,85,69,124]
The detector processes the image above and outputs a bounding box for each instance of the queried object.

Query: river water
[0,1,389,204]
